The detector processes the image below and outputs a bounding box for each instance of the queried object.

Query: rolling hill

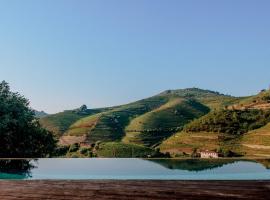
[40,87,270,158]
[123,98,209,147]
[40,88,240,146]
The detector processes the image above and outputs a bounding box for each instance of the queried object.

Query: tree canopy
[0,81,56,158]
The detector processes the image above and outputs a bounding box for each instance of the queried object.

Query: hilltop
[34,110,48,118]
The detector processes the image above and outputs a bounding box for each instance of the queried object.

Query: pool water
[1,158,270,180]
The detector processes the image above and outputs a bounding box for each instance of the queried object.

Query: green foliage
[185,109,270,135]
[0,81,57,158]
[217,147,241,157]
[262,95,270,101]
[79,147,89,155]
[53,145,70,157]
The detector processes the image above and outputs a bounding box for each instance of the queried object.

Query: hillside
[64,95,170,143]
[123,98,209,147]
[184,109,270,135]
[160,131,242,157]
[39,106,110,137]
[228,90,270,110]
[160,95,270,157]
[241,123,270,157]
[160,122,270,158]
[39,88,247,157]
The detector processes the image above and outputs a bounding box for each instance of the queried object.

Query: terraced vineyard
[160,90,270,157]
[123,98,209,147]
[41,87,269,157]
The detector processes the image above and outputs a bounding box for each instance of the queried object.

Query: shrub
[79,147,89,155]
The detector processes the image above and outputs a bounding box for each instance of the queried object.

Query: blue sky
[0,0,269,113]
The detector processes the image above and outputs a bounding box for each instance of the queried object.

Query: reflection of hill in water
[147,159,237,172]
[0,159,36,179]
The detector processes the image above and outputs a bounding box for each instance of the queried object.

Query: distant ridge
[34,110,48,118]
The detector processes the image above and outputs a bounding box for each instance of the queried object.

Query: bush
[53,145,70,157]
[79,147,89,155]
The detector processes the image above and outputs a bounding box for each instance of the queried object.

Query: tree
[0,81,57,158]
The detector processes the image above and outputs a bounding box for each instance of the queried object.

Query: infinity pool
[1,158,270,180]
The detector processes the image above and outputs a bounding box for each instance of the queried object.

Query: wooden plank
[0,181,269,200]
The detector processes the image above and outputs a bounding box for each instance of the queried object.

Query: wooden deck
[0,180,270,200]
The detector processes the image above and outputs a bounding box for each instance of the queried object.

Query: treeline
[184,109,270,135]
[0,81,57,158]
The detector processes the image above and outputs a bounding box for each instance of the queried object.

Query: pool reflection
[1,158,270,180]
[0,159,37,179]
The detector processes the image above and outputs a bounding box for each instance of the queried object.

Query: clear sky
[0,0,269,113]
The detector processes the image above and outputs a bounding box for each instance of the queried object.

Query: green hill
[39,88,243,151]
[65,95,170,143]
[123,98,209,147]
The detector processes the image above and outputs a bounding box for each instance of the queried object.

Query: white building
[200,151,219,159]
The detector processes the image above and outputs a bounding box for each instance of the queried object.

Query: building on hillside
[200,151,219,159]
